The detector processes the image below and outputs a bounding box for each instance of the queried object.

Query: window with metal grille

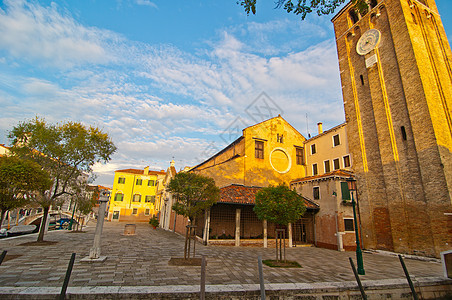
[344,219,354,231]
[255,141,264,159]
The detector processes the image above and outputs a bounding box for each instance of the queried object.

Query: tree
[167,172,220,223]
[167,172,220,258]
[254,184,306,261]
[0,156,52,229]
[8,117,116,242]
[238,0,369,20]
[73,188,97,231]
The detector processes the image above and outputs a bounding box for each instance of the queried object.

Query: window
[255,141,264,159]
[132,194,141,202]
[277,134,284,143]
[333,158,340,170]
[145,195,155,203]
[136,178,142,185]
[343,155,351,168]
[144,208,150,216]
[341,182,351,201]
[333,134,340,147]
[344,219,354,232]
[349,9,359,24]
[312,163,318,176]
[311,144,316,155]
[401,126,407,140]
[360,75,364,86]
[114,193,124,202]
[324,160,331,173]
[132,208,138,215]
[118,177,125,184]
[148,180,155,186]
[295,147,304,165]
[313,186,320,200]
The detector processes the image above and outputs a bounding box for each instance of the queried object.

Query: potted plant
[149,216,159,229]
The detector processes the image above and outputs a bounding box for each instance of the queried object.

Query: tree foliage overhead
[254,184,306,225]
[0,156,52,229]
[167,172,220,222]
[8,117,116,241]
[238,0,369,20]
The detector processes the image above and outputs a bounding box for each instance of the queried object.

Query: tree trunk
[37,206,50,242]
[0,210,5,230]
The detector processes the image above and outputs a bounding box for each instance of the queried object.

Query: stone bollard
[124,224,136,235]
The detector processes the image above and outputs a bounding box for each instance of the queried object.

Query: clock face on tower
[356,29,381,55]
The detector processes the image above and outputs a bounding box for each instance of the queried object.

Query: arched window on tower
[369,0,378,9]
[349,9,359,24]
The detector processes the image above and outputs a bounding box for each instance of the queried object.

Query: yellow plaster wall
[304,124,352,176]
[194,116,307,187]
[108,170,160,222]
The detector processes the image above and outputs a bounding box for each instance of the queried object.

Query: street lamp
[347,177,365,275]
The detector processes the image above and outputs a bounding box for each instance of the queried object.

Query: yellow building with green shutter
[108,167,166,222]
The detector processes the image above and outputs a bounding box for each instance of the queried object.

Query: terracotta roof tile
[219,184,319,210]
[290,169,354,184]
[115,168,166,175]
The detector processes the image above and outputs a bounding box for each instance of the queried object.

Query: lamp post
[347,177,365,275]
[88,190,110,260]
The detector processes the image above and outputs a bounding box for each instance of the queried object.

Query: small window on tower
[360,75,364,86]
[349,9,359,24]
[401,126,407,140]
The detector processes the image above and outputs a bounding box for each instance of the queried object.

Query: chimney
[143,166,149,175]
[317,122,323,135]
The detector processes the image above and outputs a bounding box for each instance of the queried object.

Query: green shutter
[341,182,351,200]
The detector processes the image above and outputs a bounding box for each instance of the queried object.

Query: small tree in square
[167,172,219,259]
[254,184,306,262]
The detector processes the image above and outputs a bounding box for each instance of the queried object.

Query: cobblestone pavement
[0,221,444,288]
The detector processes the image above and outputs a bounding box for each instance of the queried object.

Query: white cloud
[0,0,345,186]
[0,0,116,67]
[134,0,158,9]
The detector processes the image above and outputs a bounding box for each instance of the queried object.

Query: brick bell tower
[332,0,452,257]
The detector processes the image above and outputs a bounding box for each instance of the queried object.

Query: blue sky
[0,0,451,187]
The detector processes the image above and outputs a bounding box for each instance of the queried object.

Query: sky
[0,0,451,187]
